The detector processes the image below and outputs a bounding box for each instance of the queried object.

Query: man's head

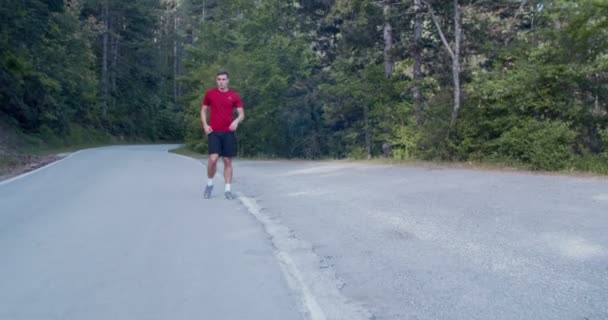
[216,70,229,91]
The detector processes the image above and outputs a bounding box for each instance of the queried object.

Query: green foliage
[571,154,608,175]
[182,0,321,158]
[346,146,367,160]
[390,125,420,160]
[1,0,184,145]
[2,0,608,174]
[0,0,98,133]
[491,119,576,170]
[452,0,608,173]
[600,128,608,158]
[320,61,410,158]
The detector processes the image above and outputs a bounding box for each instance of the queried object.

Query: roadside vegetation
[2,1,607,176]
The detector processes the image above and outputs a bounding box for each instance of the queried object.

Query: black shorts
[208,131,237,157]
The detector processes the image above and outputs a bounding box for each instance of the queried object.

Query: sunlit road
[2,145,607,320]
[0,145,302,320]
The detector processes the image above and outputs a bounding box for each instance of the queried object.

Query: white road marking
[238,194,373,320]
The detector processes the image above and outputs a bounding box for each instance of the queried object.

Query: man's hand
[229,120,239,132]
[203,124,213,135]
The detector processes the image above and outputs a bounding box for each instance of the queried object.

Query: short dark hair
[216,70,229,78]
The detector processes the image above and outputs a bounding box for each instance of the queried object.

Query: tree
[423,0,462,132]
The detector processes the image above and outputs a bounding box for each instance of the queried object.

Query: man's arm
[229,107,245,132]
[201,105,212,134]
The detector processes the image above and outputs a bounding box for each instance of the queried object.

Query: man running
[201,70,245,200]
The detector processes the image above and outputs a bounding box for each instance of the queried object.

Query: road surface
[0,145,302,320]
[1,145,607,320]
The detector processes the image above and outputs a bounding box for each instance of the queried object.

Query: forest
[1,0,607,172]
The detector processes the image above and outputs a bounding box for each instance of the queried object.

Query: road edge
[237,194,374,320]
[0,151,82,186]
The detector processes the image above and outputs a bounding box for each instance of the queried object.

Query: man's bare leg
[208,154,219,179]
[223,157,234,199]
[223,157,232,184]
[204,154,219,199]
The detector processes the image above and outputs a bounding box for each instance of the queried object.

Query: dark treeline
[1,0,607,172]
[0,0,182,145]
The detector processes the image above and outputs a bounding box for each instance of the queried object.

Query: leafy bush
[601,129,608,157]
[390,125,420,160]
[154,109,183,141]
[571,154,608,175]
[491,119,576,170]
[346,146,367,160]
[37,125,62,147]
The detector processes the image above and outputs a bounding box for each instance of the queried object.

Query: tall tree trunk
[426,0,462,131]
[594,73,602,116]
[192,0,205,43]
[309,97,321,158]
[412,0,423,123]
[202,0,206,23]
[101,0,109,119]
[364,104,371,159]
[450,0,462,130]
[111,33,119,97]
[383,3,393,77]
[173,13,179,107]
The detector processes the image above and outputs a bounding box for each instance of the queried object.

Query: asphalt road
[1,145,607,320]
[234,158,608,320]
[0,145,302,320]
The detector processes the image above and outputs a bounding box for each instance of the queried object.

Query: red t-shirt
[202,88,243,132]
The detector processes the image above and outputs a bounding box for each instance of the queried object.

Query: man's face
[216,75,229,91]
